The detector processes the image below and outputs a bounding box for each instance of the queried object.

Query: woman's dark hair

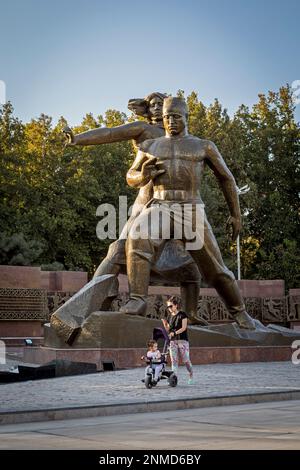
[128,92,167,122]
[167,295,182,308]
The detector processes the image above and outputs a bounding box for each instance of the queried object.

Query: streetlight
[236,185,250,280]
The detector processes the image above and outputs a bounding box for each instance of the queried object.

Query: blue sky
[1,0,299,125]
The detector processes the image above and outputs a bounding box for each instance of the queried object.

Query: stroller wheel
[168,373,178,387]
[145,375,152,389]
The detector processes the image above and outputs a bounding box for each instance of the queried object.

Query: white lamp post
[236,185,250,280]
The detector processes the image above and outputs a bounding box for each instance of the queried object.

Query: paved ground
[0,400,300,449]
[1,361,300,412]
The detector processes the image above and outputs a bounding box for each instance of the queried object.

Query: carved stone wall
[46,291,75,321]
[288,295,300,321]
[262,297,288,323]
[110,293,290,324]
[0,288,47,321]
[0,287,296,325]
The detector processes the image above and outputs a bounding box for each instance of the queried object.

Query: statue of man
[120,96,256,330]
[63,93,203,324]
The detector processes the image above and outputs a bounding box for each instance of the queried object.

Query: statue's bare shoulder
[138,136,165,153]
[186,135,214,151]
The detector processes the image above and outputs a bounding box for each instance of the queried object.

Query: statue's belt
[152,189,203,202]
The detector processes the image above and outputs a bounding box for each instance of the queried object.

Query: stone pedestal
[46,312,161,349]
[22,345,294,371]
[18,312,299,371]
[45,311,300,349]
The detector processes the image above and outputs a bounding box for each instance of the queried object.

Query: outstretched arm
[64,121,147,146]
[205,141,241,240]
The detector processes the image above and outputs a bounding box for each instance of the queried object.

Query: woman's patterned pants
[169,340,193,376]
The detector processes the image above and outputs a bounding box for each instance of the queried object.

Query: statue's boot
[119,296,147,316]
[188,314,209,326]
[210,272,257,330]
[119,248,151,316]
[180,281,209,326]
[234,310,256,330]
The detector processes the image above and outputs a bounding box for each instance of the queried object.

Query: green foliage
[177,88,300,287]
[0,232,44,265]
[40,261,65,271]
[0,89,299,288]
[255,239,300,288]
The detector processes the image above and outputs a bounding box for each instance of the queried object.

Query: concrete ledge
[2,337,43,347]
[1,389,300,425]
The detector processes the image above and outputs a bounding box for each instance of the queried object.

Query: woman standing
[162,296,194,385]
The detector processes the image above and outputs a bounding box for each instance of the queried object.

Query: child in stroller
[141,327,178,389]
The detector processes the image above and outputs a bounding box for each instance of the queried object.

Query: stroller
[142,327,178,389]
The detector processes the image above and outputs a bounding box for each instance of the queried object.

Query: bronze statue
[64,93,203,324]
[120,96,256,330]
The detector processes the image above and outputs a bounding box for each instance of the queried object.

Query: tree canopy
[0,86,299,289]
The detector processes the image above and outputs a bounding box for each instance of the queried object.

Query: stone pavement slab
[0,400,300,449]
[0,361,299,423]
[1,361,300,413]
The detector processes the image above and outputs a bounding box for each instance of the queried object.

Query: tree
[0,102,26,234]
[0,89,299,288]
